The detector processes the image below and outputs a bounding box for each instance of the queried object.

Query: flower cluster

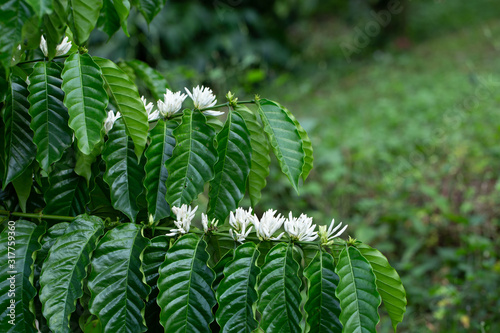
[229,208,255,243]
[141,85,224,122]
[165,205,198,236]
[163,205,348,245]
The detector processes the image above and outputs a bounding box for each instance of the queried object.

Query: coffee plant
[0,1,406,332]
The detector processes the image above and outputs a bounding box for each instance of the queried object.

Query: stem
[17,55,69,65]
[199,100,255,112]
[0,210,74,221]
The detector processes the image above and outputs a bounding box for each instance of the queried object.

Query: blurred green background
[89,0,500,331]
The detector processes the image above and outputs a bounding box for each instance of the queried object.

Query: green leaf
[165,109,217,208]
[356,242,407,332]
[28,61,73,173]
[42,0,68,60]
[335,246,381,333]
[211,249,233,293]
[102,119,146,222]
[33,223,69,333]
[39,215,104,333]
[43,149,90,216]
[126,60,169,101]
[216,242,260,333]
[88,223,150,333]
[0,220,45,333]
[304,250,342,333]
[257,243,302,333]
[94,57,149,157]
[3,75,36,187]
[276,101,313,180]
[97,0,121,38]
[157,234,216,332]
[235,105,270,206]
[137,0,164,24]
[68,0,102,45]
[208,110,252,223]
[61,53,108,155]
[144,119,176,221]
[25,0,53,19]
[0,0,32,71]
[12,166,33,213]
[142,235,169,332]
[112,0,130,36]
[74,141,103,185]
[256,98,304,194]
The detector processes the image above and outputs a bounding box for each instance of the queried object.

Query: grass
[261,17,500,333]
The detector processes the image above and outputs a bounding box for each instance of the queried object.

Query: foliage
[0,1,406,333]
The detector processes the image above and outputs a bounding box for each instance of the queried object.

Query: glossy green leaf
[257,243,302,333]
[165,109,217,208]
[97,0,121,38]
[157,234,216,332]
[216,242,260,333]
[112,0,130,36]
[126,60,169,101]
[235,105,270,206]
[12,166,32,213]
[28,61,72,173]
[0,220,45,333]
[335,246,381,333]
[74,142,103,185]
[25,0,53,19]
[61,53,108,155]
[273,101,313,180]
[356,242,407,332]
[143,235,168,290]
[0,0,32,70]
[208,110,251,223]
[256,98,304,194]
[68,0,102,45]
[33,223,69,333]
[211,249,234,293]
[144,119,177,221]
[43,149,90,216]
[137,0,164,24]
[42,0,68,60]
[3,75,36,187]
[39,215,104,333]
[304,250,342,333]
[102,119,145,222]
[94,57,149,157]
[21,13,42,49]
[142,235,169,332]
[88,223,150,333]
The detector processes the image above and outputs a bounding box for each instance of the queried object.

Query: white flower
[252,209,285,241]
[104,110,121,134]
[184,85,224,116]
[166,205,198,236]
[142,96,160,121]
[157,89,187,118]
[201,213,218,234]
[40,36,72,57]
[40,36,48,58]
[318,219,348,246]
[284,212,318,242]
[228,208,254,242]
[55,36,72,56]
